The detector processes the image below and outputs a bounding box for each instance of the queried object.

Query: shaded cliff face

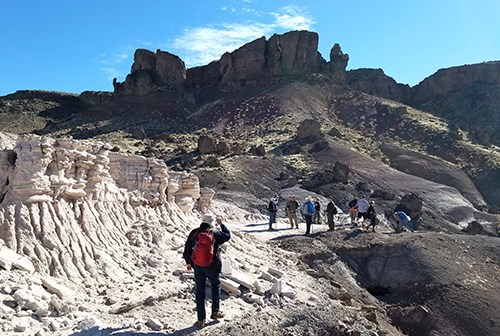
[115,30,349,95]
[346,62,500,147]
[410,61,500,146]
[346,68,411,102]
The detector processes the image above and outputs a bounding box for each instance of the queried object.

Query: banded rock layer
[0,134,212,281]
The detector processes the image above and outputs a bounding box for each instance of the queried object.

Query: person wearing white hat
[183,213,231,329]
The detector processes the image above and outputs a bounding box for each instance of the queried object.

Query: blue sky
[1,0,499,96]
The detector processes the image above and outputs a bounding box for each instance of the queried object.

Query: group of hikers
[268,193,415,235]
[267,194,338,234]
[183,195,414,329]
[267,194,385,234]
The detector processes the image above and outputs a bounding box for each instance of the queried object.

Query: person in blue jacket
[301,197,315,235]
[393,211,413,232]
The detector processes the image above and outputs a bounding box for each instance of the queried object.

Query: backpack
[348,199,357,208]
[191,230,215,267]
[268,201,277,212]
[301,202,314,216]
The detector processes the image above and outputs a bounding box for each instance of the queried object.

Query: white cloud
[97,51,132,81]
[99,67,122,81]
[172,5,315,67]
[272,5,314,30]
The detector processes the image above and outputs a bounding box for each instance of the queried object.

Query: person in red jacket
[183,213,231,329]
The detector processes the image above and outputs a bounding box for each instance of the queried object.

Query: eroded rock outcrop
[115,31,349,95]
[114,49,187,96]
[328,43,350,83]
[0,134,211,280]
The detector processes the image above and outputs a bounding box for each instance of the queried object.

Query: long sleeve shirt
[183,223,231,266]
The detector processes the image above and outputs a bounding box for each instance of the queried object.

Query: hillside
[0,30,498,335]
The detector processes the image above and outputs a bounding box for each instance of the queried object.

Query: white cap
[203,213,215,227]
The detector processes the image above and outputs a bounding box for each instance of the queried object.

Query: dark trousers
[327,213,335,230]
[268,211,276,228]
[305,215,313,234]
[193,263,221,321]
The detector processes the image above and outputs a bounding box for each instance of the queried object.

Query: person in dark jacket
[312,197,321,224]
[285,195,300,229]
[366,201,377,232]
[326,196,338,231]
[183,213,231,329]
[268,196,278,230]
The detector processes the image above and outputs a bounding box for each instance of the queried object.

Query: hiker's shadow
[69,326,166,335]
[243,222,293,234]
[343,229,364,241]
[269,231,324,241]
[245,222,268,227]
[68,320,221,335]
[164,320,220,335]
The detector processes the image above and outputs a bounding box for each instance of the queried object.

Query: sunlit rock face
[0,134,211,280]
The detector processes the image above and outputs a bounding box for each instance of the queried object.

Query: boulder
[0,244,35,273]
[396,193,423,218]
[255,145,266,156]
[372,189,396,200]
[225,270,256,292]
[332,161,350,183]
[232,143,245,155]
[145,318,163,331]
[461,221,486,235]
[249,145,266,156]
[297,119,322,139]
[203,156,220,167]
[198,135,217,154]
[216,141,230,155]
[220,278,241,297]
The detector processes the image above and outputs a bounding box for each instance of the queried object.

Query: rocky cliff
[346,68,411,102]
[410,61,500,146]
[115,30,349,95]
[114,49,187,95]
[345,62,500,147]
[0,133,212,280]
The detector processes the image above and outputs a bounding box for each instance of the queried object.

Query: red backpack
[191,229,215,267]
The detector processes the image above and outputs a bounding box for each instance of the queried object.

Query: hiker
[326,196,338,231]
[268,196,278,230]
[356,195,370,225]
[348,198,358,225]
[366,201,377,232]
[301,197,315,235]
[285,195,300,229]
[272,194,279,223]
[312,197,321,224]
[393,211,412,232]
[183,213,231,329]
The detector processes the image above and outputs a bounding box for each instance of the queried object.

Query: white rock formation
[0,134,212,282]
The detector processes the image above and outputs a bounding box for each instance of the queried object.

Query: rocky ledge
[114,30,349,95]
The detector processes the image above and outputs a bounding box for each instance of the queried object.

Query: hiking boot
[196,320,205,329]
[210,311,225,320]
